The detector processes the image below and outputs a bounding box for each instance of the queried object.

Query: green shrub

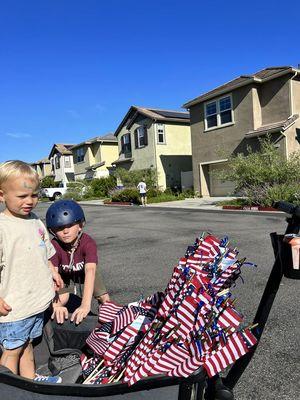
[148,193,185,203]
[40,176,56,188]
[164,188,173,195]
[114,168,157,188]
[89,176,116,197]
[182,188,195,198]
[111,188,140,204]
[147,188,162,198]
[218,136,300,206]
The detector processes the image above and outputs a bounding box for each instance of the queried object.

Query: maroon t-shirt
[50,233,98,284]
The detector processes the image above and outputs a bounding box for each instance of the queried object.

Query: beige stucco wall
[73,142,118,179]
[155,123,192,189]
[284,120,300,155]
[291,79,300,115]
[116,115,191,190]
[259,75,291,125]
[73,145,92,178]
[127,115,156,171]
[99,143,119,170]
[189,85,255,193]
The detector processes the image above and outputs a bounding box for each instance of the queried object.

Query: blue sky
[1,0,300,162]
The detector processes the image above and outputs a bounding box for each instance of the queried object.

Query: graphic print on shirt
[38,227,46,248]
[61,260,84,273]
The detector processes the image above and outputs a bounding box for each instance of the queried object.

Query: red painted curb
[222,205,278,212]
[104,201,133,206]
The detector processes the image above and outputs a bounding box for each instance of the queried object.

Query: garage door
[209,163,236,196]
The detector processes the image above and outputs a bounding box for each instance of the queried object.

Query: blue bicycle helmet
[46,199,85,230]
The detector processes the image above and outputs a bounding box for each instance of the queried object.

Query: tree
[218,137,300,206]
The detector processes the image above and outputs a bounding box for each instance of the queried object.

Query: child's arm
[48,260,64,290]
[0,297,12,316]
[51,293,69,324]
[71,262,96,324]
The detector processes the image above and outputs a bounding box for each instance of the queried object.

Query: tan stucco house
[48,144,75,183]
[71,133,118,180]
[183,66,300,196]
[113,106,192,190]
[31,158,52,179]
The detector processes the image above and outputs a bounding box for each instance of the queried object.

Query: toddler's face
[53,223,82,245]
[0,176,39,218]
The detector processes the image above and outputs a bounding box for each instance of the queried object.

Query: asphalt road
[4,203,300,399]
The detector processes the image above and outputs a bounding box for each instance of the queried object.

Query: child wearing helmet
[46,199,110,325]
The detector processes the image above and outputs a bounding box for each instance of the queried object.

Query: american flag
[86,321,113,356]
[82,232,257,386]
[103,324,140,365]
[112,306,137,334]
[98,301,123,323]
[203,330,257,378]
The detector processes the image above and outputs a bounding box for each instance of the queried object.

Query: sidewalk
[79,197,284,215]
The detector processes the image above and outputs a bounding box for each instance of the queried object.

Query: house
[31,157,52,179]
[183,66,300,197]
[113,106,192,190]
[48,144,75,183]
[71,133,118,180]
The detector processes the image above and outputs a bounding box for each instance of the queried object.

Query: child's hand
[52,271,64,291]
[0,298,12,316]
[51,305,69,324]
[71,305,90,325]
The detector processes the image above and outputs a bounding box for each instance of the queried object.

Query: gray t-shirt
[0,212,56,323]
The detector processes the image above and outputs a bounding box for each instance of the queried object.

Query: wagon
[1,201,299,400]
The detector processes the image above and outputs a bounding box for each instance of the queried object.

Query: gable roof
[183,66,300,108]
[114,106,190,137]
[31,157,50,165]
[49,144,74,158]
[71,132,117,149]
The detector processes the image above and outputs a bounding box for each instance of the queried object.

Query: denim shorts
[0,312,44,350]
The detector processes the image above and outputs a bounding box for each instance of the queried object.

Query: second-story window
[76,148,84,163]
[156,123,166,144]
[64,156,71,168]
[134,126,148,148]
[205,95,233,130]
[121,133,131,154]
[55,155,60,169]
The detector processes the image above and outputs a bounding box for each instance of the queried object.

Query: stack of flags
[81,233,257,386]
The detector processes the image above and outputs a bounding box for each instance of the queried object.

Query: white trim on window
[204,94,234,131]
[137,126,145,147]
[156,123,166,144]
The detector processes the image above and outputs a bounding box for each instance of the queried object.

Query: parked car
[40,182,68,201]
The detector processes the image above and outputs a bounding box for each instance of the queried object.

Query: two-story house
[71,133,118,180]
[31,157,52,179]
[183,66,300,197]
[113,106,192,190]
[48,144,75,183]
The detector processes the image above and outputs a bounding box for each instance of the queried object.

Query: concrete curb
[77,201,286,217]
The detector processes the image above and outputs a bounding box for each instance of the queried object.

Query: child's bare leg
[0,346,23,374]
[19,341,35,379]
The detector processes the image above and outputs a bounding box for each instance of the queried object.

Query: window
[134,126,148,148]
[204,95,233,130]
[156,123,165,144]
[64,156,71,168]
[55,155,60,169]
[76,148,85,163]
[121,133,131,154]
